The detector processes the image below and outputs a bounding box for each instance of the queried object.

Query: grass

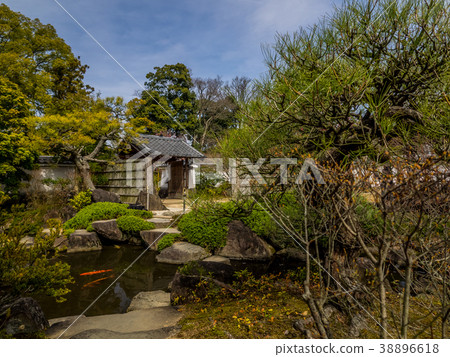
[174,271,312,339]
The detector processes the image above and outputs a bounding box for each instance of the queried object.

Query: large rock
[53,236,69,250]
[156,242,211,264]
[140,228,181,250]
[0,297,49,337]
[218,220,275,260]
[21,235,68,250]
[67,230,102,253]
[91,189,121,203]
[127,291,170,312]
[198,255,234,282]
[136,191,167,210]
[91,219,126,243]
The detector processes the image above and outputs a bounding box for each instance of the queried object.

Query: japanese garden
[0,0,449,340]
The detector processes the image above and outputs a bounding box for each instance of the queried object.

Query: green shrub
[63,202,152,230]
[177,200,273,251]
[0,219,73,306]
[116,215,155,234]
[69,190,92,211]
[241,207,274,238]
[178,198,302,251]
[157,233,182,252]
[178,203,231,251]
[1,204,47,237]
[92,173,109,186]
[64,228,75,237]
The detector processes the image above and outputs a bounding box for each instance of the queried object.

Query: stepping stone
[152,210,186,217]
[156,242,210,265]
[147,217,172,229]
[47,307,182,339]
[127,291,170,312]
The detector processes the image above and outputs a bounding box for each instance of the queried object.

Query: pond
[36,245,179,319]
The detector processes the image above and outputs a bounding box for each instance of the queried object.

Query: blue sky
[3,0,339,101]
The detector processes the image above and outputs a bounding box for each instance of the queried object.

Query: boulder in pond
[140,228,180,250]
[198,255,234,282]
[91,219,126,243]
[156,242,211,264]
[0,297,49,337]
[91,189,121,203]
[67,230,102,253]
[218,220,275,260]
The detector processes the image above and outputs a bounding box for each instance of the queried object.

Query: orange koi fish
[80,269,112,276]
[82,275,114,288]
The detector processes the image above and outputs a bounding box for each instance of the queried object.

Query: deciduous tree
[32,97,132,190]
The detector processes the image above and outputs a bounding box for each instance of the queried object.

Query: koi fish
[82,275,114,288]
[80,269,112,276]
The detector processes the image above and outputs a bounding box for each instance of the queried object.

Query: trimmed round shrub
[63,202,153,230]
[177,199,292,251]
[178,204,231,251]
[116,215,155,234]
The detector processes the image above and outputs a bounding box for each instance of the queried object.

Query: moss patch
[175,271,311,339]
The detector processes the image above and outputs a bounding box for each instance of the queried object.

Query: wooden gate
[168,160,184,198]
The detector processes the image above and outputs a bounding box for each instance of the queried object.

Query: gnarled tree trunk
[75,156,95,191]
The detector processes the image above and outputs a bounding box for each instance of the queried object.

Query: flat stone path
[147,217,173,228]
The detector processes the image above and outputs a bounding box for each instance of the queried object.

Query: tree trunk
[400,259,413,338]
[75,157,95,191]
[378,262,388,338]
[303,239,329,338]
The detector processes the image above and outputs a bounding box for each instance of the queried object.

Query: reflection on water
[36,245,178,319]
[113,282,130,313]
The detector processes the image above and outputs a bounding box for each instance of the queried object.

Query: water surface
[37,245,178,319]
